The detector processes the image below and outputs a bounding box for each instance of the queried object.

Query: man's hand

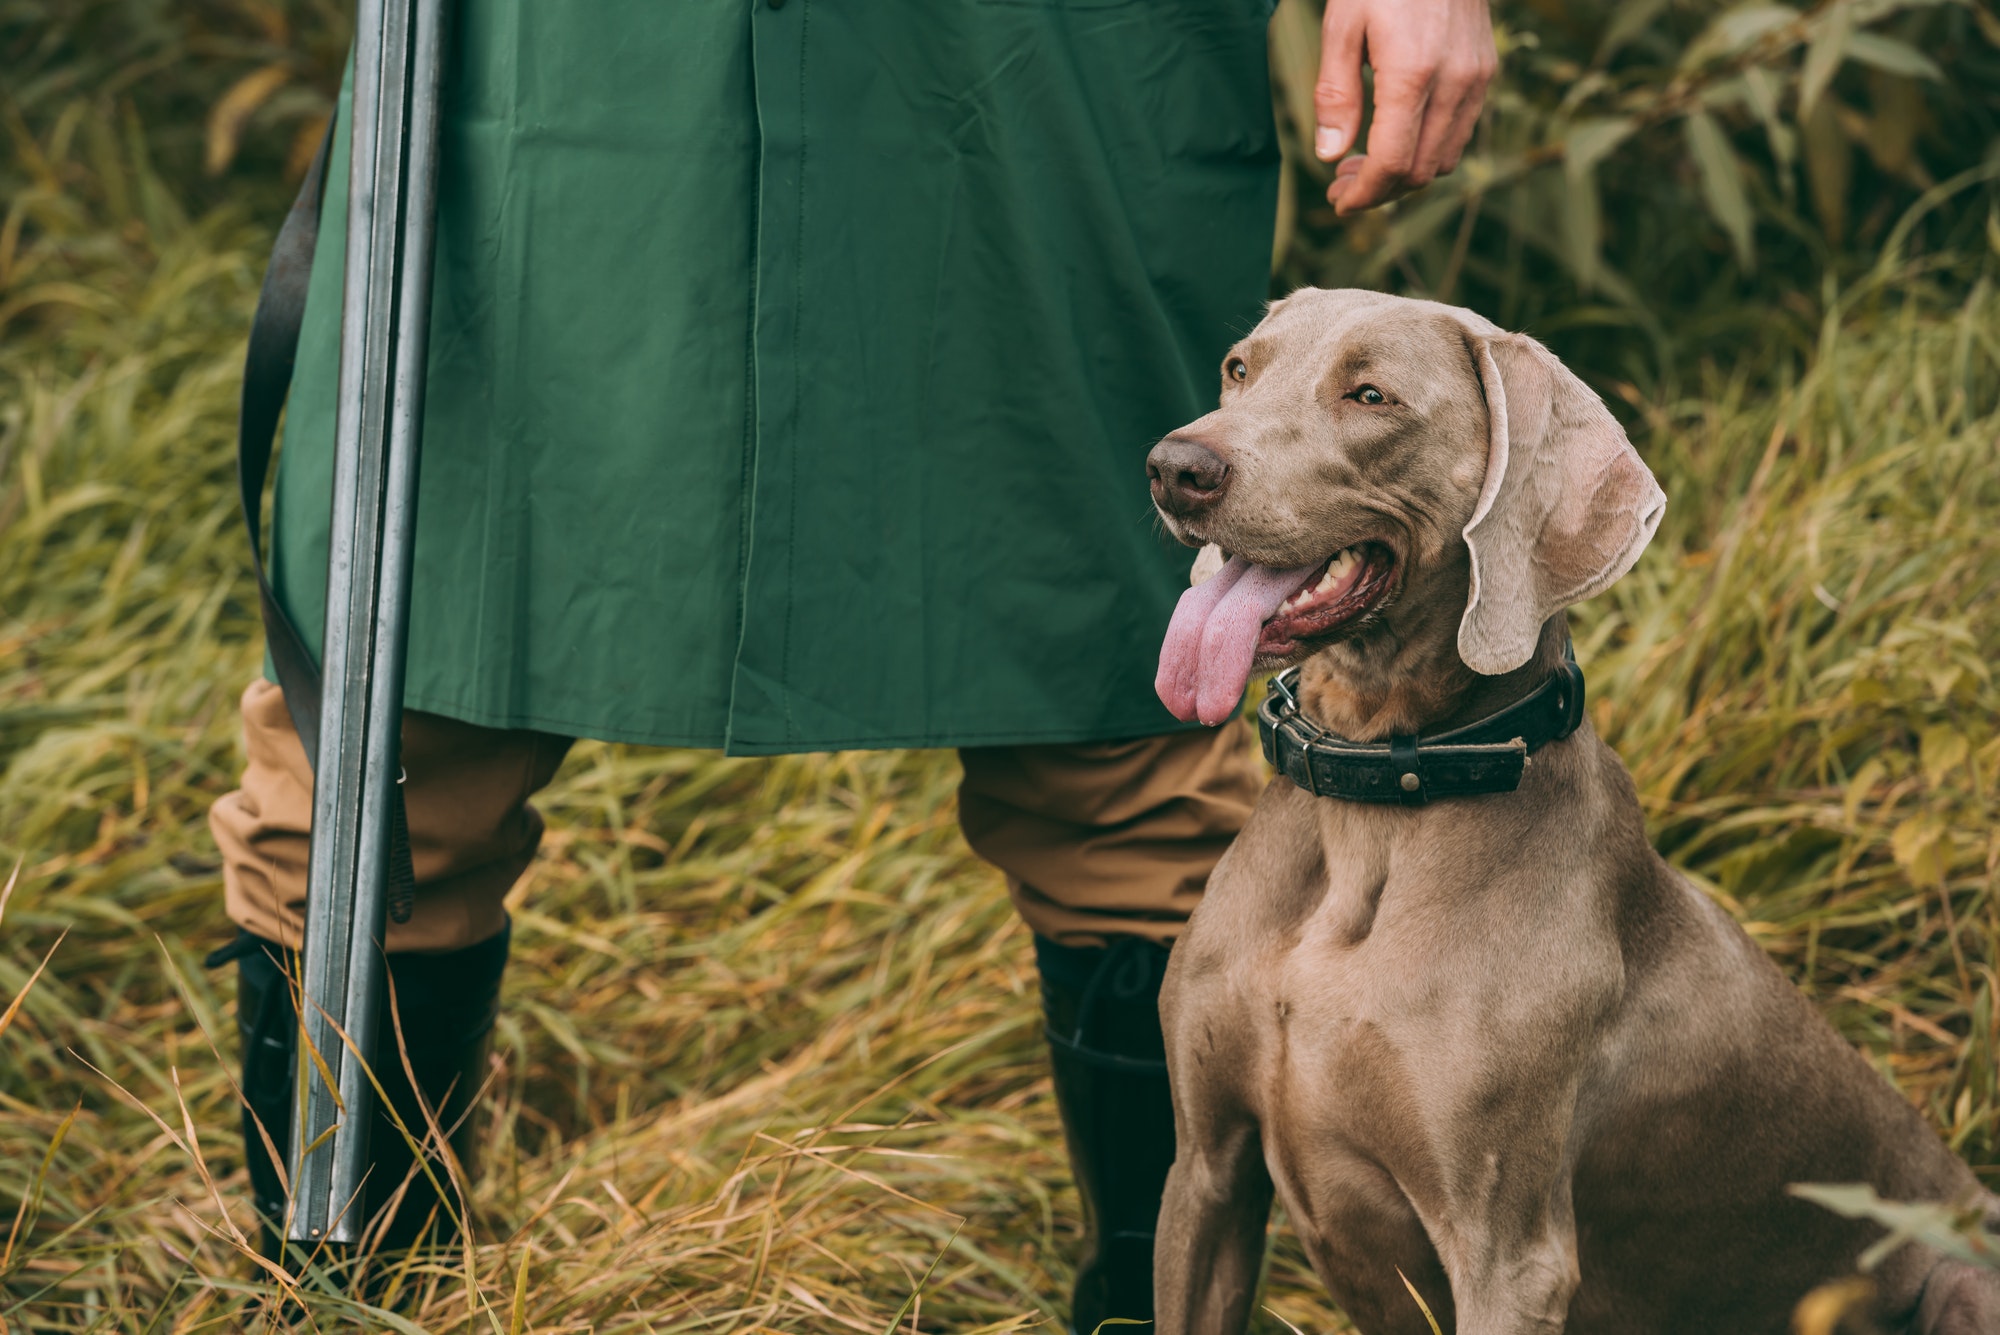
[1314,0,1497,215]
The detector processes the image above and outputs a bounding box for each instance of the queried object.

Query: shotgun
[234,0,450,1250]
[289,0,449,1247]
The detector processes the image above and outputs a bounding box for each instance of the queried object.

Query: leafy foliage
[1271,0,2000,393]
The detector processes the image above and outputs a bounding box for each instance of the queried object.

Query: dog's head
[1150,287,1663,729]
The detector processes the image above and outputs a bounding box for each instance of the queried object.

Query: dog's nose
[1147,436,1231,516]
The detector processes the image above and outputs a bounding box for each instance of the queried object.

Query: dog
[1142,288,2000,1334]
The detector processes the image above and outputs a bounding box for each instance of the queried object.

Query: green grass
[3,64,1999,1335]
[1585,271,2000,1152]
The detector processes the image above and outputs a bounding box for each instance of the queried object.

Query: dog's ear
[1458,332,1665,675]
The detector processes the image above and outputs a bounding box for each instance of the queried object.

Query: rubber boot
[214,922,510,1265]
[1036,934,1178,1335]
[224,932,301,1259]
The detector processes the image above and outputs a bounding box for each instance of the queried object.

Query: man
[208,0,1495,1324]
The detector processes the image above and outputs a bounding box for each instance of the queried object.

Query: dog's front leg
[1153,1115,1273,1335]
[1432,1161,1581,1335]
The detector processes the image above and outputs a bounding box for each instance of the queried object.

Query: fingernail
[1315,125,1346,160]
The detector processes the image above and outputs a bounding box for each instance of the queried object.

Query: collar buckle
[1255,651,1586,807]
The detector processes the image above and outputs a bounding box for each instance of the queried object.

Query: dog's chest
[1298,814,1396,948]
[1177,797,1622,1184]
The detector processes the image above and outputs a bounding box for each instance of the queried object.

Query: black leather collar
[1257,650,1586,806]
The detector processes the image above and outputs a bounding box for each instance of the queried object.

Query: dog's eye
[1226,358,1248,383]
[1349,385,1388,405]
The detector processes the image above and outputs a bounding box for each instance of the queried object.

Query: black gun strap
[238,118,419,924]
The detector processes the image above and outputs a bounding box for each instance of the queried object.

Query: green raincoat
[272,0,1281,754]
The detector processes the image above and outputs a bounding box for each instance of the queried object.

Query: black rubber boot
[226,933,301,1259]
[215,923,510,1265]
[1037,934,1178,1335]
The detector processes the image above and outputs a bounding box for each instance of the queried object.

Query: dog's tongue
[1156,556,1318,727]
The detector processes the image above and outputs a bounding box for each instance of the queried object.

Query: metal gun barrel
[288,0,447,1247]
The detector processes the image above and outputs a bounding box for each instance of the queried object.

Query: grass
[3,82,1999,1335]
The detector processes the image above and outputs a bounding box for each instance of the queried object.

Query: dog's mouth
[1155,541,1400,727]
[1255,541,1397,658]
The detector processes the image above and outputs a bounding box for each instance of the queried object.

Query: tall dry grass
[3,2,1999,1330]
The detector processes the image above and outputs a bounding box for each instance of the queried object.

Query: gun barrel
[288,0,448,1247]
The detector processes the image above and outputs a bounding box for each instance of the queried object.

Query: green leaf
[1596,0,1673,63]
[509,1248,532,1335]
[1790,1184,2000,1272]
[1920,724,1970,785]
[1799,2,1853,121]
[1844,31,1945,81]
[1930,663,1969,701]
[1842,757,1886,826]
[1740,66,1797,174]
[1890,813,1948,885]
[1684,111,1757,270]
[1803,96,1851,243]
[1562,164,1604,292]
[1682,3,1800,67]
[1559,70,1615,115]
[877,1221,963,1335]
[1564,117,1639,179]
[1741,66,1780,122]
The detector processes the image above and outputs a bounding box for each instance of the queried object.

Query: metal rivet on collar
[1399,772,1420,792]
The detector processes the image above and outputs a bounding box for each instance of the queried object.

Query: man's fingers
[1324,153,1369,208]
[1435,84,1487,176]
[1318,0,1500,215]
[1332,69,1429,214]
[1333,58,1493,212]
[1314,7,1365,163]
[1409,65,1486,183]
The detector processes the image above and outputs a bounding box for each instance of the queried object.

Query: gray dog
[1142,288,2000,1335]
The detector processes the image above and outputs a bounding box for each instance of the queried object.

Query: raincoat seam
[728,5,762,754]
[726,1,769,755]
[780,0,811,745]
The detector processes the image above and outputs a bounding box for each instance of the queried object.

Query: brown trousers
[209,679,1264,953]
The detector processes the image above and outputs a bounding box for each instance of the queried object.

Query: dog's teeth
[1296,549,1359,599]
[1282,548,1365,614]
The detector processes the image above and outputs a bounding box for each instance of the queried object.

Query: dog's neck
[1294,616,1572,742]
